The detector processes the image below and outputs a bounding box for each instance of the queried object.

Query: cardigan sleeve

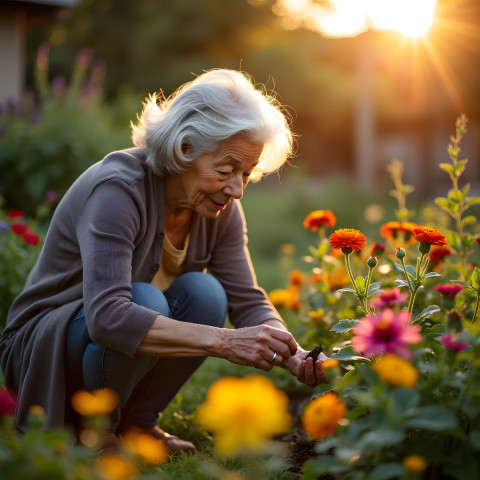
[76,179,159,357]
[208,200,284,329]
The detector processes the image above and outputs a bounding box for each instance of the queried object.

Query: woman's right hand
[218,324,297,371]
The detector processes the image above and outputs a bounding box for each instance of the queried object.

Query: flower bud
[418,242,431,255]
[366,256,378,268]
[395,247,406,259]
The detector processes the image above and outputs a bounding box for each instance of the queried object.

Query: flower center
[374,320,396,342]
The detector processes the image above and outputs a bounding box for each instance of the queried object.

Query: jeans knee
[131,282,170,316]
[168,272,227,328]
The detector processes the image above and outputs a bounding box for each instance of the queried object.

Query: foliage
[0,200,51,329]
[0,44,134,215]
[274,115,480,479]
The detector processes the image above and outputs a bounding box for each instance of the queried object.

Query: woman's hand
[219,324,297,371]
[286,349,329,387]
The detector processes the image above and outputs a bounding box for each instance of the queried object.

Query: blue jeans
[65,272,227,433]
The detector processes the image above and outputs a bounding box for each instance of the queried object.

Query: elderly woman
[0,69,327,455]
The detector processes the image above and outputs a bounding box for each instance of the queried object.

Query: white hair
[131,69,293,181]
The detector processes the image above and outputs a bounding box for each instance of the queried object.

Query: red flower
[413,226,447,246]
[428,246,451,266]
[0,388,17,418]
[303,210,336,231]
[329,228,366,252]
[23,232,41,246]
[370,242,386,256]
[380,222,419,241]
[8,209,24,220]
[11,224,29,235]
[434,283,463,299]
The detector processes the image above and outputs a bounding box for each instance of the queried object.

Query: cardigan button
[157,232,164,239]
[153,263,160,271]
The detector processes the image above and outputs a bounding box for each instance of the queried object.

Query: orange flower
[329,228,366,252]
[380,221,418,242]
[71,388,119,416]
[413,226,447,246]
[121,431,169,464]
[303,210,336,231]
[289,269,306,287]
[428,245,451,266]
[301,392,345,440]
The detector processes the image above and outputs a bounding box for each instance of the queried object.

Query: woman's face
[175,136,263,218]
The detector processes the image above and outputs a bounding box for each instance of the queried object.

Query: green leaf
[435,197,457,214]
[424,272,442,278]
[393,388,420,417]
[418,305,441,320]
[452,280,472,288]
[472,267,480,291]
[448,188,463,203]
[469,430,480,450]
[339,368,360,389]
[365,463,405,480]
[362,429,403,447]
[404,405,458,430]
[445,230,460,250]
[394,280,409,288]
[461,183,471,198]
[466,196,480,206]
[330,319,360,333]
[462,215,477,227]
[330,345,367,361]
[453,159,468,178]
[337,287,356,293]
[439,163,454,175]
[312,383,333,397]
[355,276,366,294]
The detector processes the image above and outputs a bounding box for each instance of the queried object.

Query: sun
[367,0,437,38]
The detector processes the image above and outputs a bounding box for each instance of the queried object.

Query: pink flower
[441,335,469,353]
[371,287,408,309]
[352,309,421,359]
[434,283,463,299]
[45,189,58,205]
[0,388,17,418]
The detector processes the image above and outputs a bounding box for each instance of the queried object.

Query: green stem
[364,266,374,313]
[472,294,480,323]
[344,253,368,316]
[400,257,414,293]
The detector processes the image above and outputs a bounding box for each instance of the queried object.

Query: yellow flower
[372,355,419,388]
[268,288,295,309]
[99,456,138,480]
[195,375,292,456]
[301,392,345,440]
[403,455,427,473]
[121,431,169,464]
[309,308,325,325]
[71,388,119,416]
[321,359,339,370]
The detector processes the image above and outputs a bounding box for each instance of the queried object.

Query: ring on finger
[269,352,277,364]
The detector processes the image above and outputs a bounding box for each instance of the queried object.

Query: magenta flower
[352,309,421,359]
[434,283,463,299]
[371,287,408,309]
[45,189,58,205]
[0,388,17,419]
[441,335,469,353]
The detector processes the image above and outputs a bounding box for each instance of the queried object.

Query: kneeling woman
[0,69,326,454]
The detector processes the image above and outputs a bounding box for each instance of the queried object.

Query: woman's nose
[223,175,244,199]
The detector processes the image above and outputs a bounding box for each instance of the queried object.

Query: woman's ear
[181,142,191,155]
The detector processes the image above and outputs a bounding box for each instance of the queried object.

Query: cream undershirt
[151,233,190,292]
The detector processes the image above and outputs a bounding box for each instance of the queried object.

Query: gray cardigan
[0,148,281,431]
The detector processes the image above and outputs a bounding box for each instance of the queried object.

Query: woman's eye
[217,170,231,176]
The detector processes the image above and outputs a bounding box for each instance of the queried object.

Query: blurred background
[1,0,480,289]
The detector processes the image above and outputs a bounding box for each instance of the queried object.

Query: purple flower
[372,287,408,309]
[0,221,10,231]
[352,309,421,359]
[45,189,58,205]
[0,388,16,418]
[441,335,469,353]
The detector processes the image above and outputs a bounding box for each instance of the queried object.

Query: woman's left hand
[286,349,329,387]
